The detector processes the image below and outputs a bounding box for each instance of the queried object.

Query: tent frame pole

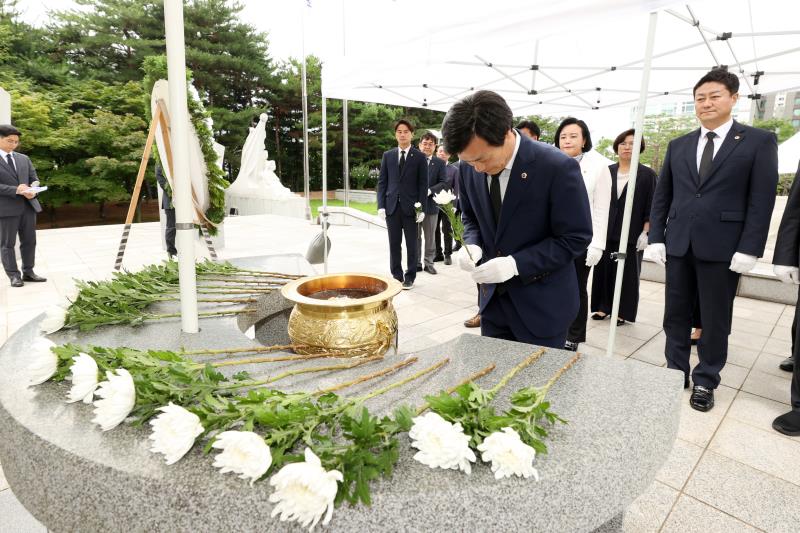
[606,11,658,357]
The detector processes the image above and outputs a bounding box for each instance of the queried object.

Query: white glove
[585,246,603,267]
[416,212,425,223]
[377,208,386,220]
[774,265,800,284]
[456,245,483,272]
[427,188,432,196]
[729,252,757,274]
[636,231,649,252]
[645,243,666,267]
[471,256,518,284]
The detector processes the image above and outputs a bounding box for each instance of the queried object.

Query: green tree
[639,115,698,173]
[753,118,795,144]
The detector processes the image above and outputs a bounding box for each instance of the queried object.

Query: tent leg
[606,11,658,358]
[322,95,329,274]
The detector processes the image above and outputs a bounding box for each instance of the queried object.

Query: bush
[351,164,370,189]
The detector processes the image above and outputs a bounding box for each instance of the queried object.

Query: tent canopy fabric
[779,131,800,174]
[321,0,800,120]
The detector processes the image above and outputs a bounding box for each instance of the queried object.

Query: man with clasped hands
[377,119,428,290]
[647,69,778,412]
[444,90,593,348]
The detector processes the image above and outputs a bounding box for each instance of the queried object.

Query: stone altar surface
[0,256,683,532]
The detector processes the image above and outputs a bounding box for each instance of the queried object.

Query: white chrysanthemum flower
[409,412,476,474]
[477,427,540,480]
[433,189,457,205]
[27,337,58,385]
[212,430,272,486]
[63,284,81,304]
[413,202,422,208]
[39,305,67,334]
[269,448,343,531]
[149,402,204,465]
[91,368,135,431]
[66,352,99,403]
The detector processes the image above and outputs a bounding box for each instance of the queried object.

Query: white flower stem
[146,309,254,321]
[315,357,418,395]
[356,357,449,402]
[219,355,384,390]
[181,344,311,357]
[542,352,581,393]
[415,363,496,415]
[488,348,547,396]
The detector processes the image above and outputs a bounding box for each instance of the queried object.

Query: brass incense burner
[280,273,402,357]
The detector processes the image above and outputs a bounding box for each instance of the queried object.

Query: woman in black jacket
[590,129,657,325]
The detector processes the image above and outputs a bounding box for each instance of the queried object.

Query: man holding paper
[0,124,46,287]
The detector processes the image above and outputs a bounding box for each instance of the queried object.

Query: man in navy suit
[648,69,778,412]
[442,90,593,348]
[377,119,428,289]
[416,131,449,275]
[0,125,46,287]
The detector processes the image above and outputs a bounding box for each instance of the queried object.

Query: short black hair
[554,117,592,153]
[0,125,21,138]
[420,131,438,144]
[441,90,512,154]
[693,68,739,96]
[516,119,541,138]
[613,129,645,154]
[394,119,414,132]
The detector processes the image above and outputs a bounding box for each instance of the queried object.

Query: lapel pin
[521,172,528,179]
[734,135,740,140]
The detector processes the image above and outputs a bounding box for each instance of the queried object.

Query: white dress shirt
[696,117,733,170]
[578,149,613,251]
[484,129,521,201]
[0,148,15,171]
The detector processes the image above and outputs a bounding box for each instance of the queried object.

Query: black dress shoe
[416,264,423,272]
[424,265,437,275]
[779,356,795,372]
[591,313,608,321]
[22,272,47,282]
[684,376,690,389]
[433,254,444,262]
[10,276,23,287]
[690,385,715,412]
[772,410,800,436]
[443,256,452,265]
[402,280,413,290]
[564,340,579,352]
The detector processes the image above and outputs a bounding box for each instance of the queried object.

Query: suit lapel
[684,129,701,187]
[495,156,531,240]
[703,121,745,186]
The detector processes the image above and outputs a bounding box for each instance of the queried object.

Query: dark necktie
[6,153,14,173]
[399,150,406,173]
[698,131,716,181]
[489,172,502,226]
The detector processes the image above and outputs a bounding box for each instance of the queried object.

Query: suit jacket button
[695,193,701,198]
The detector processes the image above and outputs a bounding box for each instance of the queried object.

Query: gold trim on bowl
[281,273,403,357]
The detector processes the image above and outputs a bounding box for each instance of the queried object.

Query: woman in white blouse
[554,117,613,351]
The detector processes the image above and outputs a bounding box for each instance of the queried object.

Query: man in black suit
[443,90,592,348]
[648,69,778,412]
[377,119,428,289]
[771,161,800,436]
[0,125,46,287]
[435,144,458,266]
[416,131,449,275]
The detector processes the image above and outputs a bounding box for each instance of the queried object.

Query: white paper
[28,186,47,194]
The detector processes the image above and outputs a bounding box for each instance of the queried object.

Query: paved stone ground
[1,214,798,532]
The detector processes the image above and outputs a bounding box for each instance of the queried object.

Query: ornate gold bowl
[280,273,403,357]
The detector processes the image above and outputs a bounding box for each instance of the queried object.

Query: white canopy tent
[307,0,800,355]
[779,131,800,174]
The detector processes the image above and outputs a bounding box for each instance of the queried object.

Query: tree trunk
[274,112,282,177]
[99,202,105,219]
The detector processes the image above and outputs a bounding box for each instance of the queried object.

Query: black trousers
[165,207,177,256]
[567,251,590,344]
[790,286,800,409]
[435,211,453,257]
[386,208,418,283]
[590,241,643,322]
[0,207,37,278]
[481,290,567,349]
[664,248,739,389]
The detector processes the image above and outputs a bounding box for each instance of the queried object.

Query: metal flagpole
[606,11,658,357]
[301,0,311,221]
[163,0,199,333]
[342,0,349,207]
[322,95,329,273]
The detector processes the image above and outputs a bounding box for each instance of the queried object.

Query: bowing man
[444,90,593,348]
